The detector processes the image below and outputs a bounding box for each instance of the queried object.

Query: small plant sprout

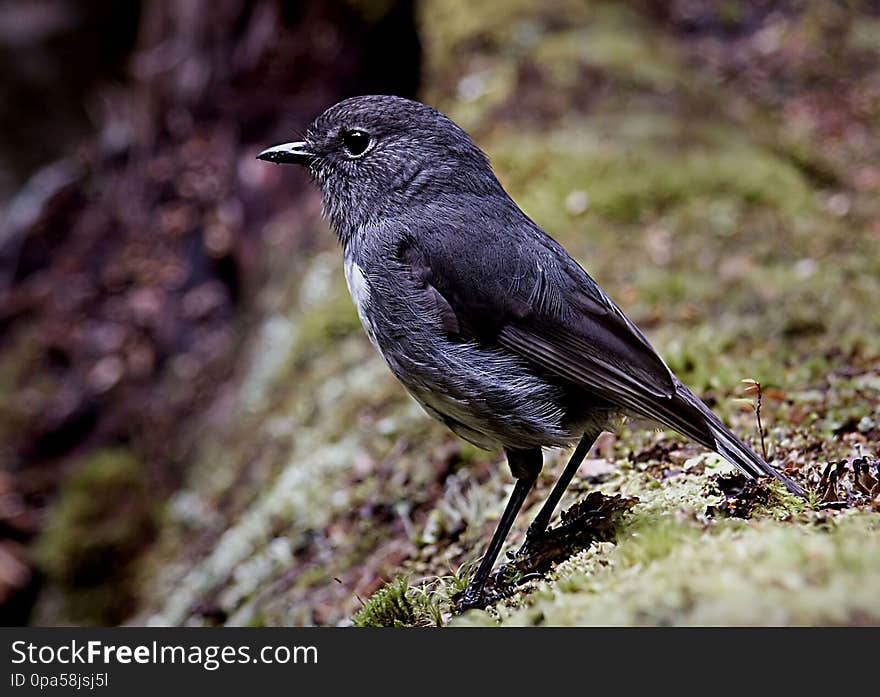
[740,378,768,461]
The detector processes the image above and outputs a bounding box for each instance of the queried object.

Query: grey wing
[402,218,686,422]
[494,263,726,453]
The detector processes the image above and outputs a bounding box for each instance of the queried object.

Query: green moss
[34,448,156,625]
[418,0,598,130]
[485,511,880,626]
[755,480,811,519]
[529,13,686,92]
[452,463,879,626]
[490,123,815,227]
[849,16,880,51]
[0,327,58,463]
[352,562,480,628]
[613,516,702,567]
[352,577,417,627]
[289,284,361,367]
[420,0,594,64]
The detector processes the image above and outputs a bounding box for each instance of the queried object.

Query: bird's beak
[256,141,315,165]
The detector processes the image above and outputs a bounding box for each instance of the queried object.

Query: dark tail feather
[709,416,806,496]
[627,382,806,497]
[674,387,806,497]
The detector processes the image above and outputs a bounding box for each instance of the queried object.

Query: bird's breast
[343,256,379,347]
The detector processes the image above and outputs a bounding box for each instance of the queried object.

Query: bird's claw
[455,586,491,612]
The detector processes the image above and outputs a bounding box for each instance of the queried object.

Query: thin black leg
[458,448,542,610]
[522,428,602,547]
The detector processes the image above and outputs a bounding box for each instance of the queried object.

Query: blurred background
[0,0,878,627]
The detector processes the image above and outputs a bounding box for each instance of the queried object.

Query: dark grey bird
[258,95,806,609]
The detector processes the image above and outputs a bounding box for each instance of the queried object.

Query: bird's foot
[455,494,637,613]
[516,521,548,558]
[455,576,522,613]
[455,582,492,612]
[510,493,640,583]
[455,567,524,612]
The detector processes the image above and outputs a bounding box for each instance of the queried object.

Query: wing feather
[394,210,804,494]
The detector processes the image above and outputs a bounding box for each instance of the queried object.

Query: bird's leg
[521,428,602,551]
[457,448,542,611]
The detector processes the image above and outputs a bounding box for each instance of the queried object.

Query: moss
[352,577,417,627]
[417,0,597,130]
[612,516,702,567]
[483,512,880,626]
[449,465,880,626]
[848,16,880,51]
[755,480,811,520]
[288,282,361,367]
[489,123,815,227]
[352,562,480,627]
[419,0,594,67]
[34,448,156,625]
[529,10,687,93]
[0,326,61,463]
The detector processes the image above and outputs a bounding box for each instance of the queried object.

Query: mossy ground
[133,2,879,626]
[32,449,156,625]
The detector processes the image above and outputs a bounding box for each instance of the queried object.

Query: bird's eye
[342,130,371,157]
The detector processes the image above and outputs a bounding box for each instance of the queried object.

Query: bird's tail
[674,386,806,497]
[708,413,805,496]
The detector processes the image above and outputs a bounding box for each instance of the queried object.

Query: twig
[755,380,767,461]
[741,378,768,461]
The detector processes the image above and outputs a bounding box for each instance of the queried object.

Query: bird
[257,95,806,609]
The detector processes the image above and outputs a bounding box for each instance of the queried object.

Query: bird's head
[257,95,501,242]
